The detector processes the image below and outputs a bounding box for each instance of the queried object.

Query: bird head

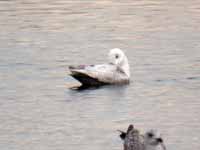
[144,129,166,150]
[108,48,130,77]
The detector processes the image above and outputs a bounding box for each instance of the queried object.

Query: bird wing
[69,64,121,83]
[124,128,145,150]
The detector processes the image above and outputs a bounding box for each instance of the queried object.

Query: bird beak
[161,143,166,150]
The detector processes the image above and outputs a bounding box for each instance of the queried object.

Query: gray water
[0,0,200,150]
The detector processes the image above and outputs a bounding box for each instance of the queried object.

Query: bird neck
[120,57,130,78]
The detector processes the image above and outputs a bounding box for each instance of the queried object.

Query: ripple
[186,76,200,80]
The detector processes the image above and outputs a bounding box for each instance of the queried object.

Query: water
[0,0,200,150]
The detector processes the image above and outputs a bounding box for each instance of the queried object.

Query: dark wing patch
[70,71,108,87]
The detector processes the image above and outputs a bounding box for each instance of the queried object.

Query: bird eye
[115,54,119,59]
[147,132,154,138]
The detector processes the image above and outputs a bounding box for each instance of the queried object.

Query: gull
[118,124,166,150]
[69,48,130,87]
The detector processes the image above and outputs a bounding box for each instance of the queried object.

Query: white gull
[69,48,130,87]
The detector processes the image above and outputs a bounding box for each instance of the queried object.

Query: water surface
[0,0,200,150]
